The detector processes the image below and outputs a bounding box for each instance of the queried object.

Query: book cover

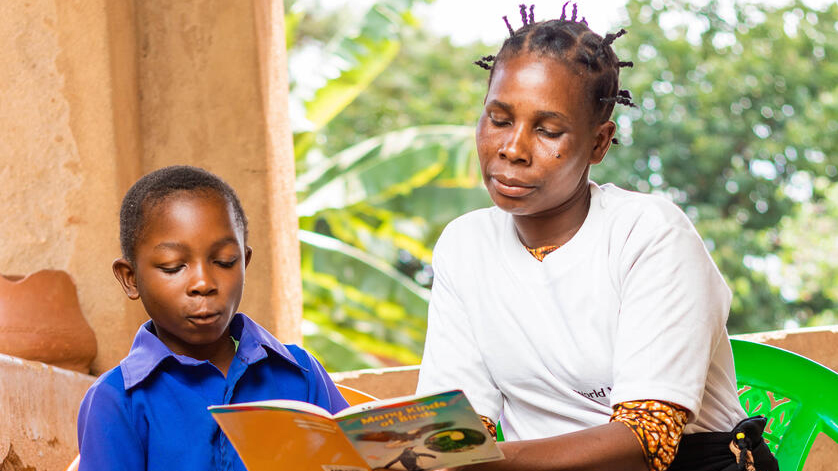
[209,390,503,471]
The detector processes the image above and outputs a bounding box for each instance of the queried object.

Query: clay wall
[0,0,300,377]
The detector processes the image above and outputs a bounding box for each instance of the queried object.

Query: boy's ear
[244,246,253,268]
[112,258,140,300]
[590,120,617,165]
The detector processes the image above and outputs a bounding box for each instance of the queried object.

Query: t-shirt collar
[119,313,305,390]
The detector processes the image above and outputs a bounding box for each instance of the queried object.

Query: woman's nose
[498,126,531,164]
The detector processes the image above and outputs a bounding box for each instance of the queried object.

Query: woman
[417,4,777,471]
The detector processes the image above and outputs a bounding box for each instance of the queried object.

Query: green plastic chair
[731,338,838,471]
[496,339,838,471]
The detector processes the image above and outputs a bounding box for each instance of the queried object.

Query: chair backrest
[335,383,379,406]
[65,454,79,471]
[730,339,838,471]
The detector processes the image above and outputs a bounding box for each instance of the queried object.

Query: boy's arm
[77,382,145,471]
[304,349,350,413]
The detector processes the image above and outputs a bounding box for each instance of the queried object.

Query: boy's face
[113,190,251,360]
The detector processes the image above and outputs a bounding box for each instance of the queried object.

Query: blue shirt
[77,313,348,471]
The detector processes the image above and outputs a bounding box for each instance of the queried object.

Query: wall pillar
[132,0,302,342]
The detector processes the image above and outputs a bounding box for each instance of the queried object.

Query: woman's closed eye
[488,113,512,127]
[537,127,563,138]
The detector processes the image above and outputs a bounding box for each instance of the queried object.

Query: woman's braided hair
[474,2,635,144]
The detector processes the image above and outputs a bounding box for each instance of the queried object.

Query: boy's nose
[188,263,218,295]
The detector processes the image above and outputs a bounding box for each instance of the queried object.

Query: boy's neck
[152,323,237,377]
[209,337,237,377]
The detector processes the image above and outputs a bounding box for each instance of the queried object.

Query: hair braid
[502,16,515,36]
[601,89,637,108]
[559,1,570,21]
[474,55,496,70]
[519,4,529,25]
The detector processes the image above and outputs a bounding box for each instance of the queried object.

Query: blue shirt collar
[120,313,306,390]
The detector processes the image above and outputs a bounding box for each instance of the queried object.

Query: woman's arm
[454,422,646,471]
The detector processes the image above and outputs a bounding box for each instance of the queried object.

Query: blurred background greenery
[284,0,838,371]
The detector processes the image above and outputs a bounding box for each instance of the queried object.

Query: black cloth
[668,416,779,471]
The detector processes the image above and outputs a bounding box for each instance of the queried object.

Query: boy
[78,166,348,470]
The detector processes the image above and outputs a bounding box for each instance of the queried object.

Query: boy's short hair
[119,165,248,262]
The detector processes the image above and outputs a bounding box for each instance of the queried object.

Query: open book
[209,389,504,471]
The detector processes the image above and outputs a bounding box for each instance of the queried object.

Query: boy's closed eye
[158,264,185,274]
[214,258,238,268]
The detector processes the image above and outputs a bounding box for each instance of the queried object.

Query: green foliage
[287,1,489,370]
[295,125,485,370]
[288,1,422,162]
[593,0,838,332]
[774,178,838,326]
[320,28,494,157]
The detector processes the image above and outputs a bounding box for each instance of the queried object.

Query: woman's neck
[513,178,592,249]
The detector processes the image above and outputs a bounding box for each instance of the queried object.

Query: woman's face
[476,52,615,217]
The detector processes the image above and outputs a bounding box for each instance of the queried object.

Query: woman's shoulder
[437,206,507,245]
[596,183,694,232]
[432,206,510,264]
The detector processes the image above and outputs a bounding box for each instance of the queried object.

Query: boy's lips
[187,312,222,325]
[490,175,536,197]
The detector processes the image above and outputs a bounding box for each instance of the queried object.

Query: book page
[211,399,335,419]
[335,390,503,471]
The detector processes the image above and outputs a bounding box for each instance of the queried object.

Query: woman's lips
[490,176,535,197]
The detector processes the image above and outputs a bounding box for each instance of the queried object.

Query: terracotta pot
[0,270,97,373]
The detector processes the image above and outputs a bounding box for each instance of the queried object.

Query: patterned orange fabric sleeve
[480,415,498,441]
[611,400,689,471]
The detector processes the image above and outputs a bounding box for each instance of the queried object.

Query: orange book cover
[210,390,504,471]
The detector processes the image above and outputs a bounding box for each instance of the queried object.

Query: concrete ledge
[0,353,95,471]
[733,325,838,372]
[331,365,420,400]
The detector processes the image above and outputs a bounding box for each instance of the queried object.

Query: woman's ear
[590,120,617,165]
[112,258,140,300]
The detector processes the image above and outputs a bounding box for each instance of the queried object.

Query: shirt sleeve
[611,400,689,471]
[609,202,731,418]
[305,350,350,414]
[416,224,503,421]
[77,381,145,471]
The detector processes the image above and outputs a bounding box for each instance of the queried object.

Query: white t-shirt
[417,182,745,441]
